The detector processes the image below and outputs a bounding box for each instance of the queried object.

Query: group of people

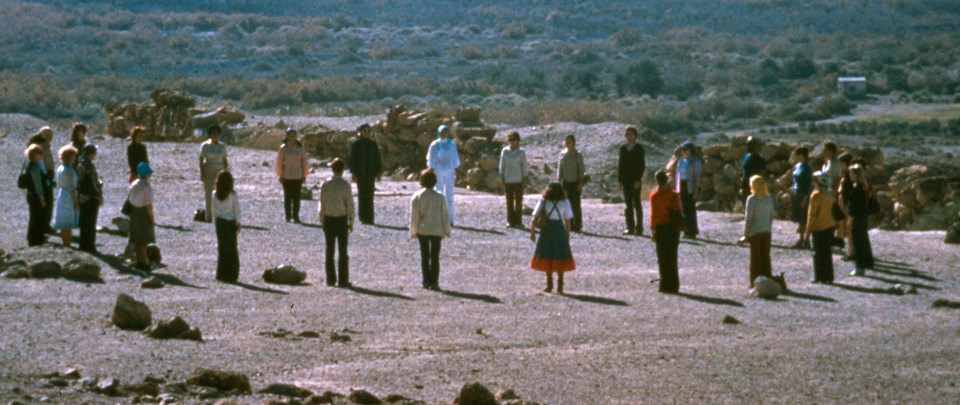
[19,122,878,296]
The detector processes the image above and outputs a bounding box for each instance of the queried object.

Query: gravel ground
[1,118,959,404]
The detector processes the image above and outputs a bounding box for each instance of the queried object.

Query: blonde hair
[58,145,78,162]
[750,175,768,198]
[24,144,43,159]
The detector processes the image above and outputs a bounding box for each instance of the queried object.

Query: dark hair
[129,126,146,141]
[420,168,437,188]
[28,134,46,146]
[793,146,809,159]
[564,134,576,143]
[746,136,760,153]
[215,170,234,202]
[81,144,97,159]
[329,158,345,173]
[357,123,371,132]
[837,152,853,165]
[822,141,837,154]
[507,131,520,141]
[625,126,638,137]
[542,182,566,202]
[71,123,87,144]
[207,125,221,137]
[655,169,669,186]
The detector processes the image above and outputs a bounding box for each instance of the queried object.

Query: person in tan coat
[806,171,836,284]
[410,169,451,290]
[318,158,355,287]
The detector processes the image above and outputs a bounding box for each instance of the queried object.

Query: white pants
[435,169,455,225]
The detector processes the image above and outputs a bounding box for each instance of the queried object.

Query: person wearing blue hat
[427,125,460,225]
[674,141,701,239]
[127,161,156,270]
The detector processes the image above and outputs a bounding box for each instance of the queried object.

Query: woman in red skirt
[530,182,575,293]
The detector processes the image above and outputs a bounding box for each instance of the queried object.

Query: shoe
[326,281,336,287]
[429,284,440,291]
[293,218,301,224]
[841,255,853,262]
[623,229,634,235]
[285,218,292,223]
[802,240,811,249]
[850,269,865,276]
[337,282,352,288]
[422,284,431,289]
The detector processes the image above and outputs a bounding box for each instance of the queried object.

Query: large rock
[29,261,62,278]
[146,316,202,341]
[186,368,251,394]
[62,259,101,281]
[349,389,382,404]
[946,220,960,244]
[751,276,782,300]
[1,263,29,279]
[111,294,152,330]
[257,383,313,398]
[455,382,498,405]
[262,265,306,285]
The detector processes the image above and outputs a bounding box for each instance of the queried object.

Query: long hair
[750,175,768,198]
[71,123,87,144]
[215,170,234,202]
[542,182,566,202]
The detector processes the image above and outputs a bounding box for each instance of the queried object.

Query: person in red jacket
[650,169,683,293]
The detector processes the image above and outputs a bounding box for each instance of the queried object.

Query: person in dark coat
[126,126,149,184]
[347,123,382,225]
[76,144,103,254]
[618,127,646,235]
[23,144,52,246]
[740,136,766,204]
[845,164,875,276]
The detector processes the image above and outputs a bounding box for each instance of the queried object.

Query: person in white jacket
[410,169,451,290]
[427,125,459,225]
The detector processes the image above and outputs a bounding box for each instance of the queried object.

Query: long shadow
[875,259,911,267]
[98,228,128,238]
[94,252,206,289]
[452,225,504,235]
[871,265,940,282]
[861,275,940,291]
[298,223,323,229]
[156,224,192,233]
[371,223,408,231]
[437,289,502,304]
[560,292,629,306]
[830,282,902,295]
[577,231,630,242]
[781,290,837,303]
[226,281,288,295]
[346,286,415,301]
[241,224,270,231]
[674,292,744,307]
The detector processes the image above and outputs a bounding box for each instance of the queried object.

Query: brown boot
[543,272,553,293]
[557,273,565,294]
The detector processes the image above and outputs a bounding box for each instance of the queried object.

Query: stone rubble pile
[105,88,244,140]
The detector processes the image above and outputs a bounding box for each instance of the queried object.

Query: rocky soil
[1,115,959,404]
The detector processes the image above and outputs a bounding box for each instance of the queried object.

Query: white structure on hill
[838,77,867,96]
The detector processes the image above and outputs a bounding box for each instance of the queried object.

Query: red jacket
[649,187,681,228]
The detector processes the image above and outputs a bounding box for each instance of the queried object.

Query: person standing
[836,152,855,261]
[70,123,88,151]
[76,145,103,254]
[318,158,355,287]
[845,164,875,276]
[558,135,586,232]
[499,131,528,228]
[347,123,382,225]
[38,127,56,231]
[674,141,701,239]
[650,169,683,293]
[740,136,766,204]
[199,125,228,223]
[743,175,773,288]
[530,183,575,293]
[23,144,51,246]
[427,125,459,226]
[50,146,80,247]
[127,126,149,184]
[275,128,308,223]
[410,169,450,290]
[127,162,156,271]
[790,146,813,249]
[820,141,845,248]
[806,171,836,284]
[618,127,646,235]
[211,170,241,282]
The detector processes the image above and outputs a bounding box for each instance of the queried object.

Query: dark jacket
[77,158,103,204]
[618,143,646,185]
[25,160,52,201]
[347,137,382,179]
[127,142,148,174]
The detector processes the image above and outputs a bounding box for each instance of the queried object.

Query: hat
[813,170,830,187]
[437,125,449,136]
[136,161,154,178]
[681,141,695,150]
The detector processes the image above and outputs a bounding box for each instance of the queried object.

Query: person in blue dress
[50,145,80,247]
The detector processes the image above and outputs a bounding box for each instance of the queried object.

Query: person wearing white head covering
[427,125,459,225]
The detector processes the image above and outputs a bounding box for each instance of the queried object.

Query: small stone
[141,277,164,289]
[96,377,121,396]
[1,264,29,279]
[80,376,99,390]
[47,377,68,387]
[111,294,152,330]
[329,332,351,343]
[262,265,307,285]
[62,258,101,281]
[722,315,741,325]
[297,331,320,338]
[258,383,313,398]
[28,261,61,279]
[348,389,382,405]
[146,316,192,339]
[454,382,497,405]
[186,368,251,394]
[887,285,906,295]
[497,389,520,401]
[125,381,161,397]
[60,368,81,379]
[750,276,782,300]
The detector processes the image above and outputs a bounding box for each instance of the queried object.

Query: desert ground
[1,114,959,404]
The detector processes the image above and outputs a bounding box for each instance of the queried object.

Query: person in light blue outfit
[673,141,701,239]
[427,125,460,225]
[51,145,80,247]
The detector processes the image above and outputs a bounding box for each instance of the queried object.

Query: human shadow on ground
[371,223,408,231]
[861,274,940,291]
[94,252,206,289]
[830,282,904,295]
[98,228,127,238]
[452,225,504,235]
[693,237,796,251]
[240,224,270,231]
[437,289,502,304]
[345,286,416,301]
[156,224,192,232]
[673,292,744,307]
[297,223,323,229]
[226,281,287,295]
[577,231,631,242]
[559,292,630,306]
[781,290,837,303]
[871,263,939,282]
[875,258,911,267]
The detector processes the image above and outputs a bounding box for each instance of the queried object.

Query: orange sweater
[649,187,682,228]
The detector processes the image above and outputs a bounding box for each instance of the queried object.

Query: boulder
[258,383,313,398]
[62,259,101,281]
[465,168,486,189]
[262,265,306,285]
[348,389,382,404]
[146,316,202,341]
[945,220,960,244]
[479,154,499,172]
[1,264,30,279]
[111,294,152,330]
[95,378,121,396]
[455,106,482,122]
[29,261,62,279]
[751,276,782,300]
[141,277,164,289]
[464,137,490,155]
[454,382,497,405]
[186,368,251,394]
[485,171,503,191]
